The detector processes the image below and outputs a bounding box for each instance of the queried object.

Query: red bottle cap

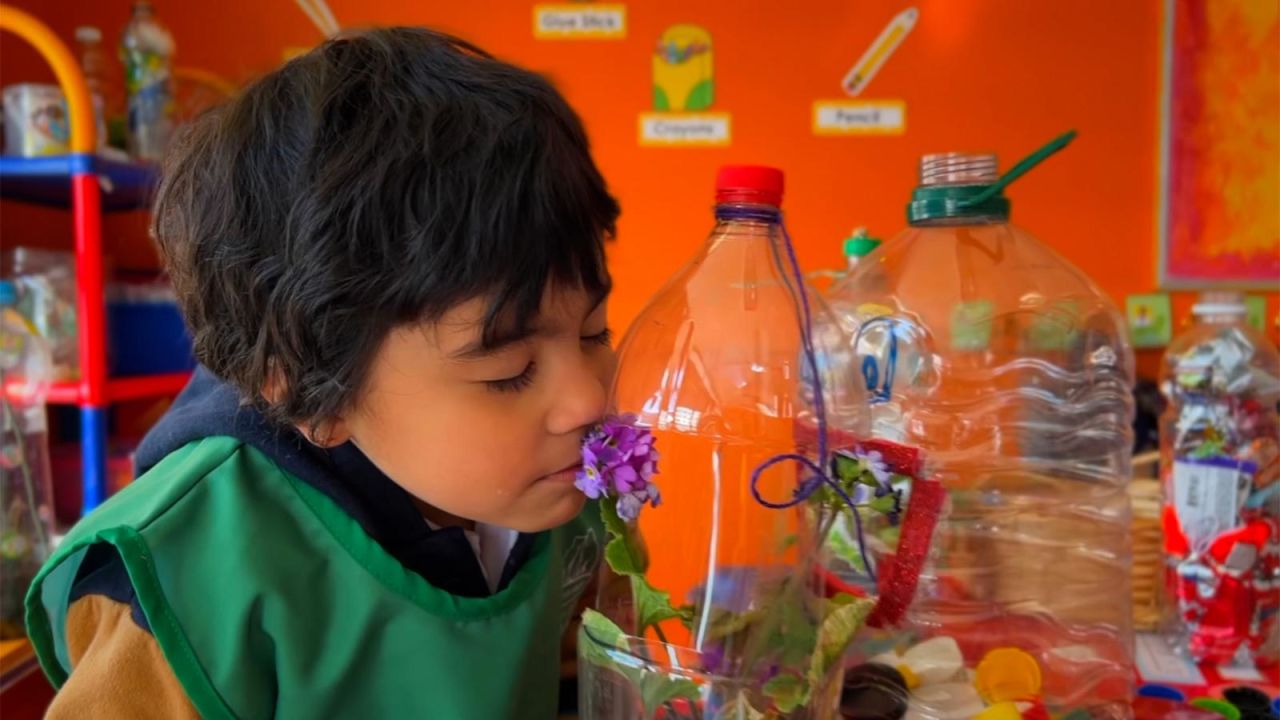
[716,165,784,207]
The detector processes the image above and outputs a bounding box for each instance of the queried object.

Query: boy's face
[331,283,614,532]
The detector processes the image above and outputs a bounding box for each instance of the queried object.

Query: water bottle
[0,280,56,639]
[75,26,111,152]
[1159,291,1280,665]
[119,0,174,162]
[580,166,866,719]
[829,134,1136,717]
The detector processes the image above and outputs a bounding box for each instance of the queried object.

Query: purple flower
[856,449,892,487]
[700,643,727,674]
[578,414,662,522]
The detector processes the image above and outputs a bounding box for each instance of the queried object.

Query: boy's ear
[261,360,352,448]
[298,419,352,449]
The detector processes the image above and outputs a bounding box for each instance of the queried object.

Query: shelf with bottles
[0,2,185,516]
[0,154,158,211]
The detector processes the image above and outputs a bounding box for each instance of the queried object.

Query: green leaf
[632,574,685,633]
[762,673,808,713]
[827,524,867,572]
[638,672,700,719]
[605,534,644,576]
[868,494,898,515]
[832,453,860,483]
[579,608,630,668]
[652,85,670,112]
[581,609,700,719]
[683,79,715,111]
[601,498,648,576]
[806,595,874,694]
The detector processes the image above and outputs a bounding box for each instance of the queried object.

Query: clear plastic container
[119,0,174,162]
[1159,292,1280,665]
[0,279,56,639]
[827,145,1136,716]
[579,166,868,719]
[75,25,111,152]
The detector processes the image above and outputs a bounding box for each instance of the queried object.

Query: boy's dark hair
[154,27,619,428]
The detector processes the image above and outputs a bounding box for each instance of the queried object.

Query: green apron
[26,437,603,719]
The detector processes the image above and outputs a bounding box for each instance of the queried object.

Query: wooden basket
[1130,451,1164,631]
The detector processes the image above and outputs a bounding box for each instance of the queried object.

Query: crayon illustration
[653,24,714,112]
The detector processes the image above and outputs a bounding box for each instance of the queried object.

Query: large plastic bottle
[0,280,56,639]
[119,0,175,162]
[828,137,1136,717]
[580,166,866,719]
[1159,292,1280,666]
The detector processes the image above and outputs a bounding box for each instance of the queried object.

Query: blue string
[716,204,876,582]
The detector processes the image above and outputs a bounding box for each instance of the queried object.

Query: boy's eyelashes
[482,328,612,394]
[485,362,537,393]
[584,327,613,347]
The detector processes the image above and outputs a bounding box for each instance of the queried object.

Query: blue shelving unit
[0,154,157,212]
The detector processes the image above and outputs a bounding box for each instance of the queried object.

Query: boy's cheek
[597,348,619,392]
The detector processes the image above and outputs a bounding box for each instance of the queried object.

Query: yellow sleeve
[47,594,200,720]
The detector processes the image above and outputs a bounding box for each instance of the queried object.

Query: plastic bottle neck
[1195,310,1248,326]
[908,152,1010,225]
[1193,294,1249,326]
[714,202,782,224]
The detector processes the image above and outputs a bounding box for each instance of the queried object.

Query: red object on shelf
[6,373,191,405]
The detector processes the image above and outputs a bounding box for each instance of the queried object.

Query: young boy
[26,27,618,718]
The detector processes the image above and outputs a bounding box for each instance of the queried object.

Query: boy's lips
[541,461,583,483]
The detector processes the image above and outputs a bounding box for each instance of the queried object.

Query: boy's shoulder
[65,435,296,544]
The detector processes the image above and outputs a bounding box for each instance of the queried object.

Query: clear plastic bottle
[119,0,174,162]
[579,166,866,719]
[0,280,56,639]
[828,145,1136,716]
[1159,292,1280,666]
[75,26,111,152]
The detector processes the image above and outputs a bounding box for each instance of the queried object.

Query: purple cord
[715,204,876,582]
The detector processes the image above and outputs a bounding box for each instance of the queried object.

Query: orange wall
[3,0,1277,379]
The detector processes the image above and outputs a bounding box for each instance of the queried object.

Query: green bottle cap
[907,130,1076,224]
[1189,698,1240,720]
[843,232,881,258]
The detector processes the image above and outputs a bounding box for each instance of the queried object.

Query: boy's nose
[547,359,609,436]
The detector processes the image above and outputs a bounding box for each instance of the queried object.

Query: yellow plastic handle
[0,4,95,153]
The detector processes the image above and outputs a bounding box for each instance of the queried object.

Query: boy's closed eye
[480,327,613,393]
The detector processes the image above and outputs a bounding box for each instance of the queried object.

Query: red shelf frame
[8,373,191,406]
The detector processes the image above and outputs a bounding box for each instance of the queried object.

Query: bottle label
[124,51,173,129]
[950,300,993,351]
[1171,456,1255,550]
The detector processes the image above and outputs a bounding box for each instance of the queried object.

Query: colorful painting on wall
[1159,0,1279,287]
